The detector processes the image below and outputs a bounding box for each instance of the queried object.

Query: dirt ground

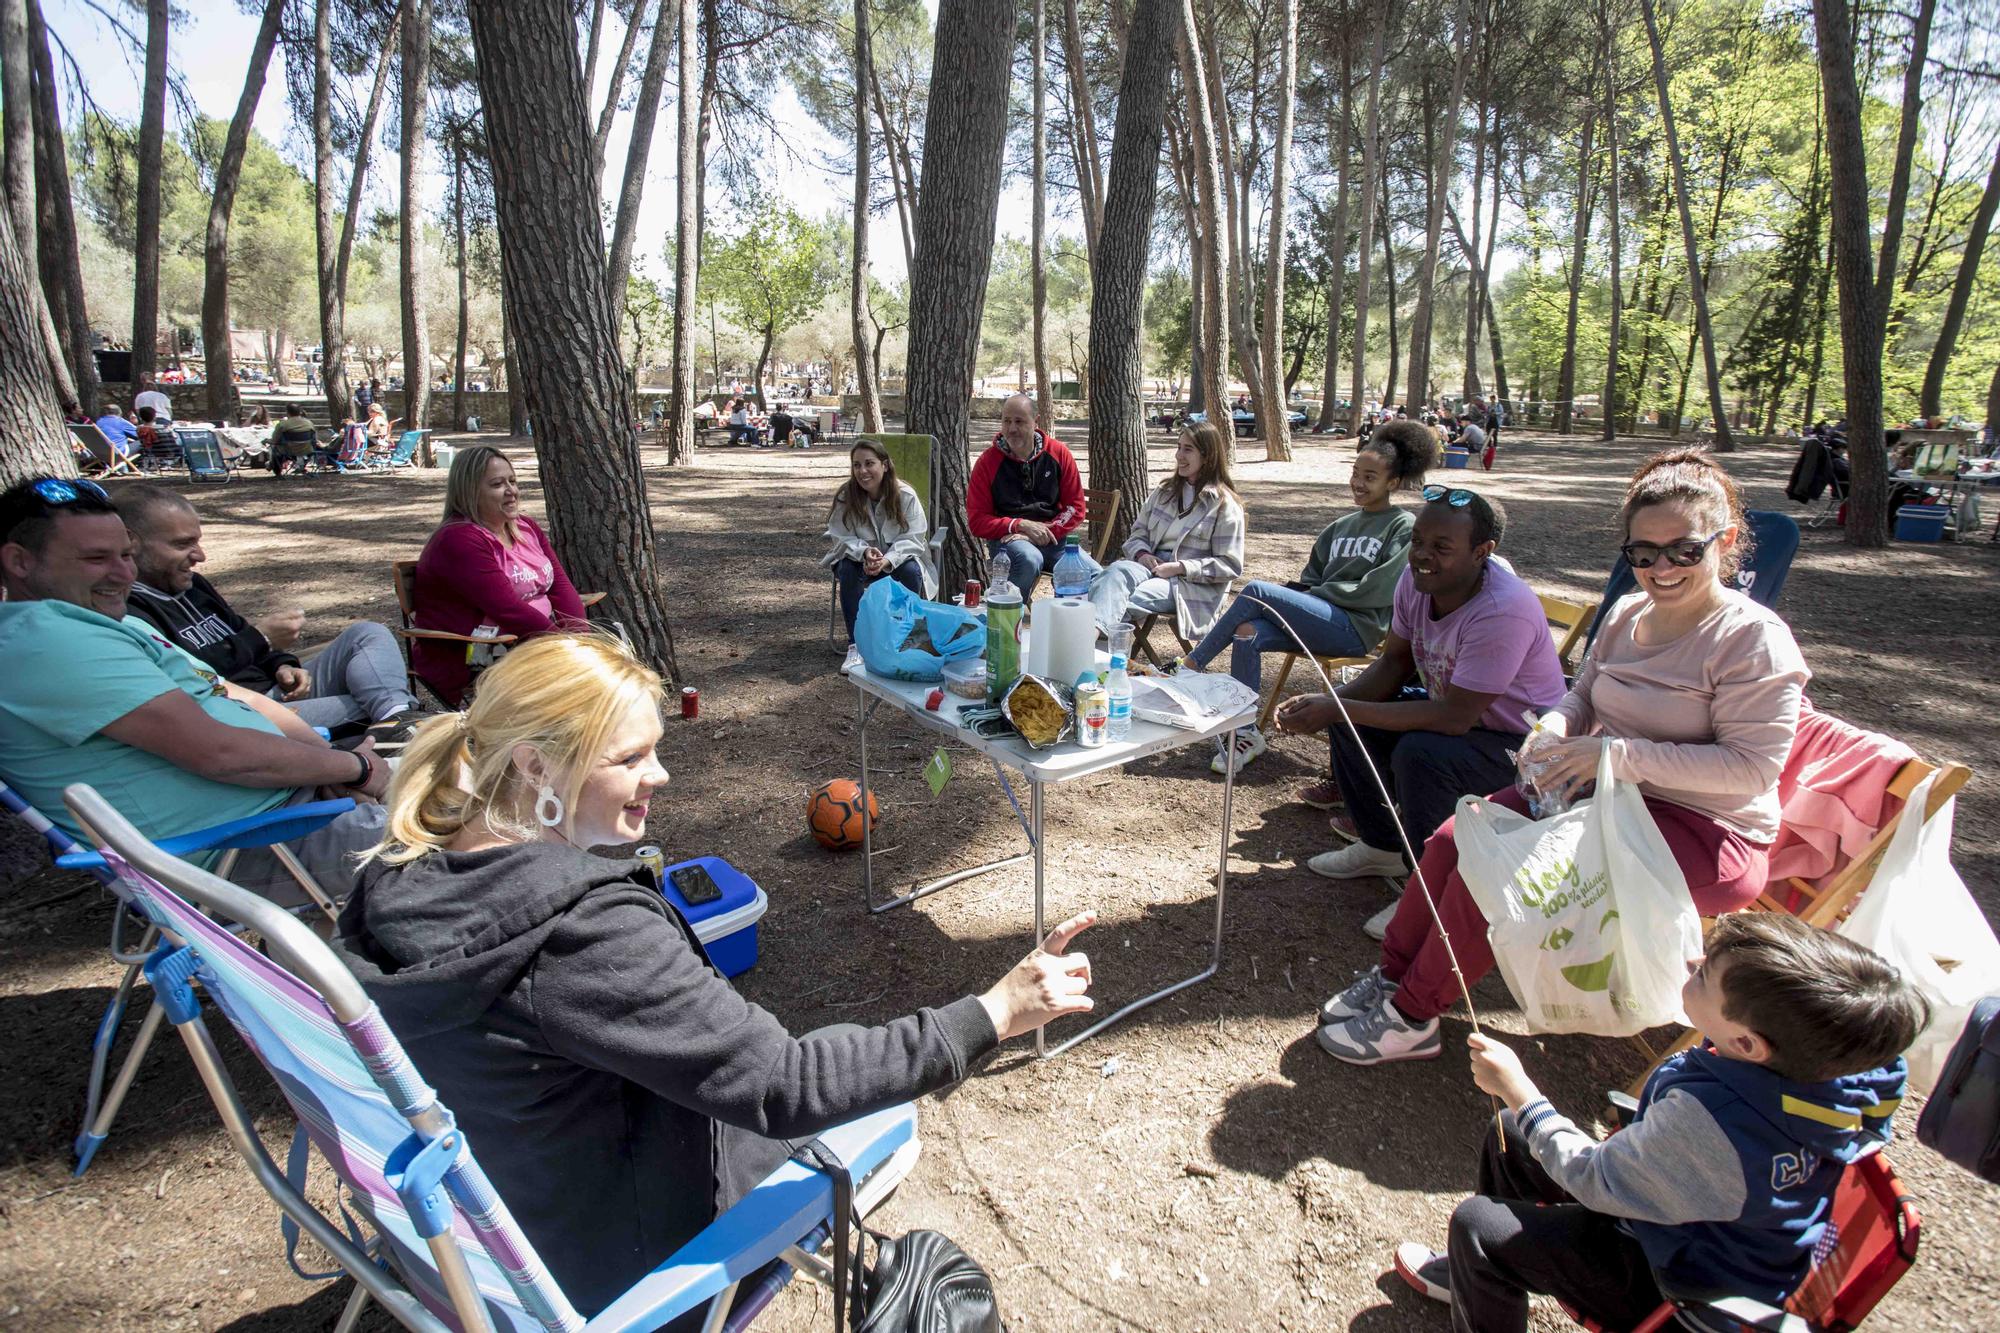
[2,426,1996,1331]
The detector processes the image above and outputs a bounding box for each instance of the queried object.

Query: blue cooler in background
[657,855,769,977]
[1894,503,1950,542]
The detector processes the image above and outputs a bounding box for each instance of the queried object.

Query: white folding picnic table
[843,657,1255,1057]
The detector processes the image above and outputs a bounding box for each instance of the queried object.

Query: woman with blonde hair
[822,439,935,639]
[1084,419,1245,640]
[409,444,587,704]
[335,634,1097,1317]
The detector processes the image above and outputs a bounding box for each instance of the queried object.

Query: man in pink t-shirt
[1273,490,1567,936]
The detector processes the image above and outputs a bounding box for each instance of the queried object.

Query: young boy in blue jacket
[1394,912,1928,1332]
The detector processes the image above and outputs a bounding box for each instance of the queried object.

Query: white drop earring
[535,785,564,828]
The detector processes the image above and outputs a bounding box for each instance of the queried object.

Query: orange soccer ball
[808,780,881,851]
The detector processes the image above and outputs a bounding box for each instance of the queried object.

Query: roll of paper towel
[1027,596,1097,688]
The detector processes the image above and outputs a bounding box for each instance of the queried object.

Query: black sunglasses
[31,478,111,506]
[1621,531,1724,569]
[1422,485,1476,507]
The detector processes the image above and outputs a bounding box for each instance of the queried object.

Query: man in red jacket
[967,394,1096,599]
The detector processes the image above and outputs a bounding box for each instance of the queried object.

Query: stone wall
[98,382,235,423]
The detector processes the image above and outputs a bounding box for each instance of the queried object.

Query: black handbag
[1916,994,2000,1184]
[790,1138,1004,1333]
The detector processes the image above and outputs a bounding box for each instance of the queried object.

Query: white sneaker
[1319,965,1398,1024]
[1393,1243,1452,1304]
[1306,841,1407,881]
[1209,727,1267,774]
[1362,899,1399,942]
[1316,994,1441,1065]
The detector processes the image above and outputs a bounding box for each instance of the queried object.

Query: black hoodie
[125,572,299,693]
[333,843,997,1316]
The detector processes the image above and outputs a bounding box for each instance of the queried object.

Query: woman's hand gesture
[978,911,1097,1041]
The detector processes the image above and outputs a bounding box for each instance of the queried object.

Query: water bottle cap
[1110,654,1127,670]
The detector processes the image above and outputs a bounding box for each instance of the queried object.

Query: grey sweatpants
[232,795,388,909]
[270,621,416,728]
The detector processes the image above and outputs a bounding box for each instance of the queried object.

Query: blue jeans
[834,556,925,638]
[985,537,1100,601]
[1186,580,1369,695]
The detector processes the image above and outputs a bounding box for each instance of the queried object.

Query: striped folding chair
[64,783,922,1333]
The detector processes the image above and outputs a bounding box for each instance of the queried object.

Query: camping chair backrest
[175,429,232,482]
[1085,488,1123,563]
[69,421,132,474]
[1538,594,1592,670]
[1585,509,1800,655]
[0,775,95,873]
[857,433,935,515]
[388,430,425,465]
[64,785,584,1333]
[1783,1150,1921,1328]
[337,423,370,467]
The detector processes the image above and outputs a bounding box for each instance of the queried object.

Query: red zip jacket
[966,431,1085,542]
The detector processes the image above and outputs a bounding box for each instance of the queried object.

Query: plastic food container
[657,855,769,977]
[1894,503,1949,542]
[942,658,988,698]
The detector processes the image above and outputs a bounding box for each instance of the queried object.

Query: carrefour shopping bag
[1455,742,1703,1036]
[854,577,987,682]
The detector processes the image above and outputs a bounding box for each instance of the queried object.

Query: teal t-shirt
[0,599,291,842]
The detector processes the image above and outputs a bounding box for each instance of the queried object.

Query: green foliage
[706,199,842,352]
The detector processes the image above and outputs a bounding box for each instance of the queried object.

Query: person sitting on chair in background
[1314,448,1810,1067]
[95,404,140,455]
[822,440,933,640]
[1392,913,1924,1333]
[335,634,1098,1318]
[1173,420,1437,775]
[133,380,174,426]
[270,408,319,477]
[1273,488,1566,941]
[411,445,588,706]
[133,406,167,459]
[726,397,761,446]
[119,487,427,739]
[768,401,796,449]
[968,393,1095,600]
[0,478,391,907]
[1085,419,1245,644]
[364,401,395,458]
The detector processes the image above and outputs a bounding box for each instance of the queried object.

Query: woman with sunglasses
[1316,448,1809,1067]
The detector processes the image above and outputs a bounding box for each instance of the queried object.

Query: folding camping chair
[391,560,608,703]
[0,775,352,1174]
[69,422,139,477]
[136,427,185,474]
[63,783,923,1333]
[334,422,375,472]
[827,433,945,646]
[382,428,426,468]
[1563,1150,1919,1333]
[1084,488,1122,563]
[174,427,234,483]
[1541,593,1593,671]
[1585,510,1800,656]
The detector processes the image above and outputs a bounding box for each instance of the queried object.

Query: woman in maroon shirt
[412,445,587,704]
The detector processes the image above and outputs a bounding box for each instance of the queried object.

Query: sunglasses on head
[1421,485,1476,507]
[1621,531,1723,569]
[30,478,111,506]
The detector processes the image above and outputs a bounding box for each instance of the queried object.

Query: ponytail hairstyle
[833,440,907,530]
[1620,447,1753,581]
[1158,420,1241,513]
[364,634,663,865]
[1358,419,1440,489]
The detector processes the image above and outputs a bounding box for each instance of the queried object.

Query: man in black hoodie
[119,486,423,735]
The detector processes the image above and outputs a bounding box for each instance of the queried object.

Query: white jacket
[1117,482,1245,640]
[820,480,937,597]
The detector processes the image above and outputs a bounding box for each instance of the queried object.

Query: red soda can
[964,579,983,608]
[680,685,699,719]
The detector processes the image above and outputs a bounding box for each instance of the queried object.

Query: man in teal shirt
[0,478,392,905]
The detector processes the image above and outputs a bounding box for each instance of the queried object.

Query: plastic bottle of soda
[1052,536,1090,597]
[1105,622,1134,741]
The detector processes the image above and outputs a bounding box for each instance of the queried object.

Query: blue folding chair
[64,784,924,1333]
[174,427,234,483]
[384,429,427,468]
[1583,510,1801,657]
[1,776,354,1174]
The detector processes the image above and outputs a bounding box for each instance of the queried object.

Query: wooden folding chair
[1132,610,1193,668]
[1257,647,1377,731]
[1540,593,1592,671]
[1084,488,1122,563]
[69,423,138,477]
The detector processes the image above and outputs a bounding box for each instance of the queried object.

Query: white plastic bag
[1455,741,1704,1036]
[1838,772,2000,1094]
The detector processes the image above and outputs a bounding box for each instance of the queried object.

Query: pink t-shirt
[498,535,556,619]
[1390,561,1568,734]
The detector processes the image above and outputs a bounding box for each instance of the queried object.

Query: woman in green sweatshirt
[1180,421,1436,771]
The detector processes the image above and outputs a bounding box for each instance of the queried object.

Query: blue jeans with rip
[1185,580,1369,696]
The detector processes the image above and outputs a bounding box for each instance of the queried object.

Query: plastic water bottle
[1052,536,1089,597]
[1105,623,1134,742]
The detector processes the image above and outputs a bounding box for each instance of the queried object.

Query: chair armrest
[580,592,607,608]
[584,1103,918,1333]
[55,799,359,872]
[390,627,521,645]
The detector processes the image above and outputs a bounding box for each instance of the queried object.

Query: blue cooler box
[659,856,769,977]
[1894,503,1949,542]
[1444,448,1471,469]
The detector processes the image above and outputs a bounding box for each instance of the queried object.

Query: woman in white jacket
[1086,420,1246,640]
[823,440,936,639]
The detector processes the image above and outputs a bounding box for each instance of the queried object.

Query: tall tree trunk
[606,0,676,328]
[1800,230,1833,426]
[400,0,435,434]
[1600,8,1621,442]
[452,135,468,428]
[1404,0,1472,412]
[1165,107,1205,411]
[0,199,71,485]
[906,0,1017,591]
[201,0,286,422]
[1918,135,2000,418]
[870,69,916,276]
[1030,0,1055,430]
[852,0,884,431]
[1985,360,2000,435]
[1062,0,1104,264]
[1348,0,1387,428]
[27,0,97,412]
[1640,0,1731,449]
[1554,106,1594,435]
[1871,0,1934,338]
[315,2,398,426]
[502,278,527,430]
[1090,0,1181,549]
[465,0,681,677]
[1203,2,1262,436]
[129,0,168,386]
[1,0,76,414]
[1812,0,1887,545]
[1462,89,1486,399]
[592,0,653,189]
[1380,169,1399,402]
[665,0,701,464]
[1175,3,1227,442]
[1482,108,1506,403]
[1317,42,1352,432]
[1257,0,1298,460]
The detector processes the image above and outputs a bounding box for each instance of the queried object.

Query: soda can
[1075,682,1109,747]
[963,579,983,609]
[634,845,665,892]
[680,686,699,719]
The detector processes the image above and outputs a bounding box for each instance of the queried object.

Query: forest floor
[2,426,1996,1331]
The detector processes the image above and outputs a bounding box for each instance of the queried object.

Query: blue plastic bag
[855,578,986,681]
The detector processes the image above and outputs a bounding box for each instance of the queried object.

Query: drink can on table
[680,686,700,719]
[634,845,665,892]
[1075,682,1109,748]
[964,579,983,608]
